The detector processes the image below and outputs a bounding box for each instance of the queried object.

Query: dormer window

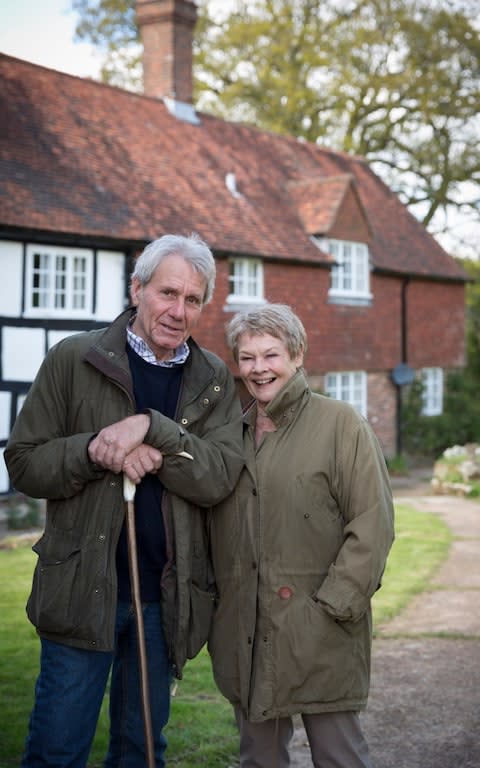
[324,239,372,306]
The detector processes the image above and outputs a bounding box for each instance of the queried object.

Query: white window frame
[24,245,94,318]
[325,239,371,302]
[227,257,264,305]
[421,367,443,416]
[324,370,367,417]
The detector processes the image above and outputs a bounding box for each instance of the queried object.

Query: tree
[72,0,480,256]
[461,257,480,381]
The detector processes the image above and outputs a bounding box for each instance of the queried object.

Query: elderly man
[5,233,244,768]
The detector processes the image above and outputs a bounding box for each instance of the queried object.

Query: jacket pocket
[271,591,366,709]
[27,530,86,636]
[186,582,216,660]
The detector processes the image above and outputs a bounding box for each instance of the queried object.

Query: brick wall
[194,259,465,457]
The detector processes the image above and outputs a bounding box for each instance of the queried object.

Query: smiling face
[130,253,206,361]
[237,332,304,409]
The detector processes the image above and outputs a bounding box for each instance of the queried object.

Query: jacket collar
[244,368,310,429]
[84,306,215,404]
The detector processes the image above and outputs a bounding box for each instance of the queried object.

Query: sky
[0,0,102,78]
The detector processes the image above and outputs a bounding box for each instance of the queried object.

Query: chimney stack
[136,0,197,104]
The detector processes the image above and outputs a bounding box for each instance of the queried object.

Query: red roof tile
[0,54,466,281]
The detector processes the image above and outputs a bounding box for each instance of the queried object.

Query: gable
[289,174,371,244]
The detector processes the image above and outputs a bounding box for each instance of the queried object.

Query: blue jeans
[21,602,172,768]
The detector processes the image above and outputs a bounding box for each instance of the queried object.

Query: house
[0,0,466,492]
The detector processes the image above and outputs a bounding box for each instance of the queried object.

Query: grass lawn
[0,503,451,767]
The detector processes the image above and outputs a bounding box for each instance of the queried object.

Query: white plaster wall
[0,448,9,493]
[17,393,27,415]
[2,327,45,381]
[96,250,125,321]
[0,241,23,317]
[0,391,11,441]
[48,329,83,349]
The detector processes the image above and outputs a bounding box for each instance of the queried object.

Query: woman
[208,304,394,768]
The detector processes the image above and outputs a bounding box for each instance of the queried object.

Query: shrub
[402,372,480,458]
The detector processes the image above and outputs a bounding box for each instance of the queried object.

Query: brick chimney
[136,0,197,103]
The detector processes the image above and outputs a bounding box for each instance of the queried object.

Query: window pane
[228,258,263,300]
[325,371,367,417]
[27,246,91,315]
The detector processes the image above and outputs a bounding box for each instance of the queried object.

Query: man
[5,233,244,768]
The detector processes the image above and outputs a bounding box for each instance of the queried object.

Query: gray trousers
[234,705,373,768]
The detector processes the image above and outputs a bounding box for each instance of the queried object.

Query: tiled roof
[0,54,466,280]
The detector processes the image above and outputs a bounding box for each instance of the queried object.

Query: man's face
[130,253,207,361]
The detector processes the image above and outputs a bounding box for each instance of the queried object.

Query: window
[326,239,371,303]
[421,367,443,416]
[25,245,93,317]
[227,258,264,305]
[324,371,367,417]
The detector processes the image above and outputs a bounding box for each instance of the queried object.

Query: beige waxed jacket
[208,369,394,721]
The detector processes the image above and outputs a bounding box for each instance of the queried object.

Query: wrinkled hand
[88,414,151,474]
[122,444,164,484]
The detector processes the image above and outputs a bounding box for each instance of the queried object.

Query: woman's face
[237,332,303,409]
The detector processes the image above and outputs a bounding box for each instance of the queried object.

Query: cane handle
[123,474,136,502]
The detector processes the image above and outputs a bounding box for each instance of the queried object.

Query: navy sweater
[116,346,183,602]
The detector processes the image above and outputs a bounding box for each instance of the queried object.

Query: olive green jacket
[5,308,244,677]
[208,370,394,720]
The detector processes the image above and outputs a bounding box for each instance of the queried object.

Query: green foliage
[5,495,42,531]
[386,454,409,476]
[402,372,480,458]
[70,0,480,254]
[72,0,141,88]
[461,258,480,381]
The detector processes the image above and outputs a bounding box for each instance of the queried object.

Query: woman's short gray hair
[226,303,308,362]
[131,233,216,304]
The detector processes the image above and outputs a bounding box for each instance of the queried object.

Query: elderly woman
[208,304,394,768]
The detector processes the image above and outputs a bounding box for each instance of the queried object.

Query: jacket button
[98,534,105,542]
[304,513,310,519]
[203,398,210,405]
[278,586,293,600]
[181,418,188,425]
[214,385,221,392]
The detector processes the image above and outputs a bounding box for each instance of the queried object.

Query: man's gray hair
[226,303,307,362]
[132,233,216,304]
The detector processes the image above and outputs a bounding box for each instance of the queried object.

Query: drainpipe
[392,276,412,456]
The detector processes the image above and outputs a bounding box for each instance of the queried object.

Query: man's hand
[88,414,151,474]
[122,444,164,484]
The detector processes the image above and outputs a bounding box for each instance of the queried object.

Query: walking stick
[124,474,156,768]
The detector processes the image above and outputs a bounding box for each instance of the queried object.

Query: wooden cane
[124,474,156,768]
